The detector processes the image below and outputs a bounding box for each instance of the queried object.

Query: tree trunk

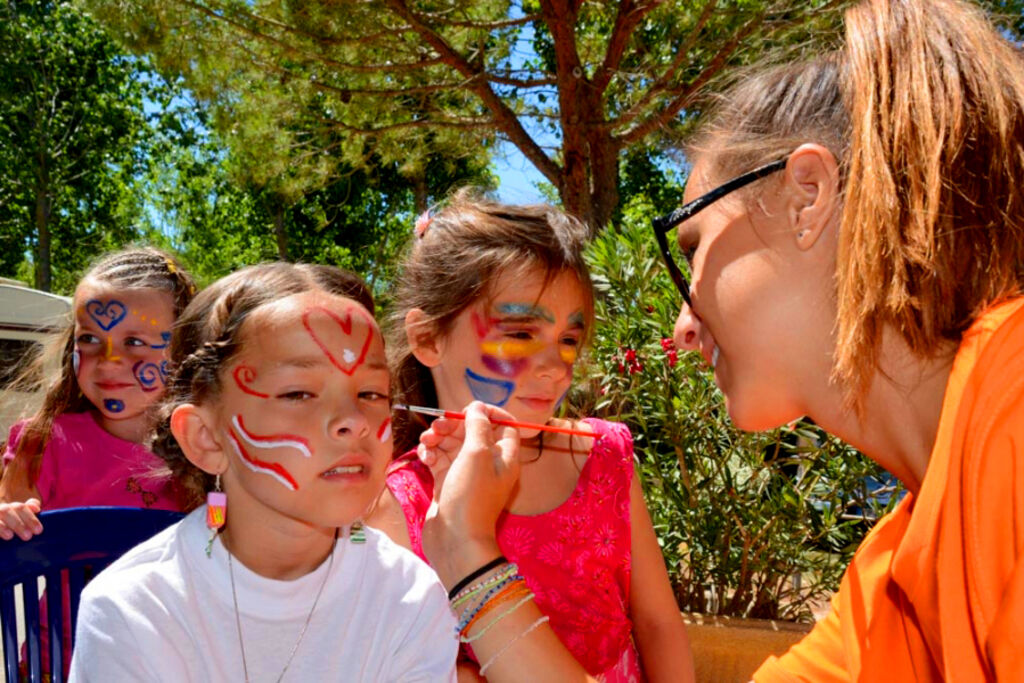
[273,205,289,261]
[34,183,52,292]
[413,173,428,215]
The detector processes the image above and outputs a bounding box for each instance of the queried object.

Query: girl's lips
[517,396,555,411]
[96,381,135,391]
[320,457,372,481]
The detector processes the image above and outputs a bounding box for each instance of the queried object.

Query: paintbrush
[393,404,595,438]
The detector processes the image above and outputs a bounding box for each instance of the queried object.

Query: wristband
[447,555,508,601]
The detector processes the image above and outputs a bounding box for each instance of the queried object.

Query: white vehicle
[0,278,72,437]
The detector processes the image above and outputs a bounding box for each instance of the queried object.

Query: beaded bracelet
[448,556,507,601]
[460,579,529,637]
[478,615,551,676]
[461,588,534,643]
[455,575,522,634]
[451,564,520,609]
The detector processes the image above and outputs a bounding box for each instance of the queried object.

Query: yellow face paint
[479,339,547,359]
[104,336,122,361]
[559,346,578,365]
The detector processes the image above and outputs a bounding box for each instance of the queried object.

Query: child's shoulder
[359,524,438,583]
[574,417,633,458]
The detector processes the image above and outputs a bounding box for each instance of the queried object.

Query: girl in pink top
[368,191,694,682]
[0,247,197,537]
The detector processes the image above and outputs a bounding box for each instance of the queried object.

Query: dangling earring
[205,473,226,558]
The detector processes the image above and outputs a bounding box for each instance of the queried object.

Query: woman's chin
[725,396,800,433]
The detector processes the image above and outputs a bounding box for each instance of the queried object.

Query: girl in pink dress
[0,247,196,534]
[368,191,694,682]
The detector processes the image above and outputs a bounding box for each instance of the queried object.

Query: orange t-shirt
[755,298,1024,682]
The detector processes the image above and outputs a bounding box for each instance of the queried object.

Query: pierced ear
[785,143,840,251]
[405,308,444,368]
[170,404,228,476]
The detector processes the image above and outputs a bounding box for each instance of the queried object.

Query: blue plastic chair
[0,507,184,683]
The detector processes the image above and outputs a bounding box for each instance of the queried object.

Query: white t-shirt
[69,507,457,682]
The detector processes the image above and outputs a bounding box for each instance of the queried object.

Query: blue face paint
[84,299,127,331]
[464,368,514,407]
[150,331,171,350]
[132,361,167,392]
[495,302,555,323]
[72,348,80,376]
[104,399,125,413]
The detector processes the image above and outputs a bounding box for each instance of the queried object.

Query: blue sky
[492,141,548,204]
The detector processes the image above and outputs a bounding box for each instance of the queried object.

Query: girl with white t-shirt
[69,263,457,682]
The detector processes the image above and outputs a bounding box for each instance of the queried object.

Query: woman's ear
[785,143,840,251]
[170,404,228,476]
[405,308,444,368]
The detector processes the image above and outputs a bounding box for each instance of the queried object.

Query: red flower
[624,348,637,363]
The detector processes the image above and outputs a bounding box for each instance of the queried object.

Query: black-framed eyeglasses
[652,157,789,306]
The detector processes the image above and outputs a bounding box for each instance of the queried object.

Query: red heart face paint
[301,306,374,375]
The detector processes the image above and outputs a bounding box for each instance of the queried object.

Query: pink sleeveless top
[385,418,643,681]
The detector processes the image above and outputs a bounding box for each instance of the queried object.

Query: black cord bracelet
[447,555,508,601]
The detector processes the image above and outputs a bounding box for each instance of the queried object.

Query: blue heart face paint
[85,299,127,331]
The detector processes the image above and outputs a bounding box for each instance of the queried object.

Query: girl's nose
[534,343,571,381]
[329,404,370,440]
[673,302,702,351]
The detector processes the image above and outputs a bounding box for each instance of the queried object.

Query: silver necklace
[225,527,340,683]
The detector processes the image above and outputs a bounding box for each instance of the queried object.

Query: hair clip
[165,257,178,274]
[414,209,434,239]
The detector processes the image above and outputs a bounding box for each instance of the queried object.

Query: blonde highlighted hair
[691,0,1024,402]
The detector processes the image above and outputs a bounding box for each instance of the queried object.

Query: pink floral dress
[385,418,643,681]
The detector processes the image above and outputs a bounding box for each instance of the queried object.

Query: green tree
[0,0,152,292]
[139,89,491,290]
[84,0,1024,232]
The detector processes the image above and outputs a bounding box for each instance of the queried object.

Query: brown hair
[689,0,1024,402]
[2,246,197,487]
[389,188,594,454]
[151,262,375,508]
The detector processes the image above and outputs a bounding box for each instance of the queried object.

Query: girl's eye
[76,333,100,345]
[505,330,534,340]
[276,391,314,401]
[359,391,388,402]
[560,336,580,347]
[125,337,146,347]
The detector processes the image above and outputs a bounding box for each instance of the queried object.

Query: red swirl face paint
[232,365,270,398]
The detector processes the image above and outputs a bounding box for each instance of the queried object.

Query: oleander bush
[572,196,901,621]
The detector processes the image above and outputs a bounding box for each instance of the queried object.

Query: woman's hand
[420,401,521,588]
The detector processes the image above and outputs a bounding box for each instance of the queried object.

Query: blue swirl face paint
[103,399,125,413]
[464,368,514,407]
[133,361,167,392]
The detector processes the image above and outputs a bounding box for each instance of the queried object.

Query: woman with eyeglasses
[417,0,1024,680]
